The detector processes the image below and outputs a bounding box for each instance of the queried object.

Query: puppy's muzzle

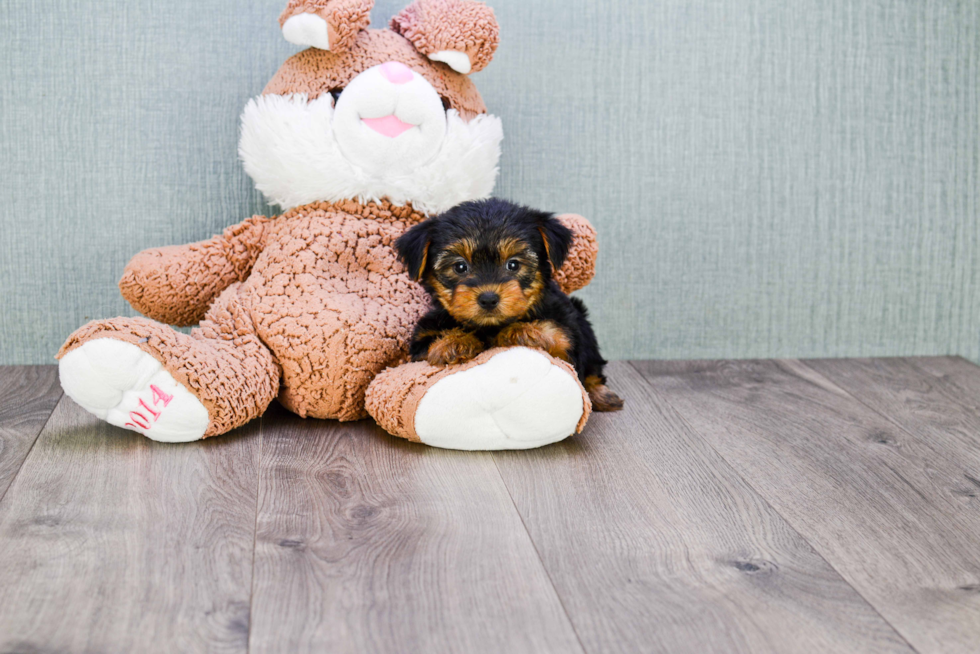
[477,291,500,310]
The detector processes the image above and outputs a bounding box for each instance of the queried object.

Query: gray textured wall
[1,0,978,364]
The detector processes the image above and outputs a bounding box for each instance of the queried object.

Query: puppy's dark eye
[506,259,521,272]
[329,89,343,104]
[453,261,469,275]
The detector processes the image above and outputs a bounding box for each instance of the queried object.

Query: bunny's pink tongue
[362,115,415,138]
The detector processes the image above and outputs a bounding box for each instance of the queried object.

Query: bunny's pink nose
[379,61,414,85]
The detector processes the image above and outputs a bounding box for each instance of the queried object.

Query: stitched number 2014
[125,385,175,430]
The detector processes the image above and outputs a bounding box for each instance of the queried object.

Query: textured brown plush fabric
[263,29,488,120]
[119,215,272,327]
[390,0,500,73]
[279,0,374,53]
[365,347,593,443]
[58,283,282,438]
[247,200,431,421]
[553,214,598,294]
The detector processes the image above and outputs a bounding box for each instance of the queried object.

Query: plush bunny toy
[57,0,599,450]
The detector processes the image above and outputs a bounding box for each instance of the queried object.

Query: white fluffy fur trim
[239,94,503,215]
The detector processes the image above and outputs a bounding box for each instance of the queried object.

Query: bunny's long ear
[391,0,500,75]
[279,0,373,52]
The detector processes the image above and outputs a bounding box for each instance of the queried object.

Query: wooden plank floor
[0,358,978,653]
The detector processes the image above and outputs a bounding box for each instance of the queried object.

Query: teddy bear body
[245,201,429,420]
[57,0,600,450]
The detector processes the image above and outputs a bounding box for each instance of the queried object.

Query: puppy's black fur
[396,198,623,412]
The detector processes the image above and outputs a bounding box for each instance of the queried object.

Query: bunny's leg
[58,284,280,442]
[366,347,592,451]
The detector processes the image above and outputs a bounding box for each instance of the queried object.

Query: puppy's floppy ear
[395,220,435,282]
[537,214,574,272]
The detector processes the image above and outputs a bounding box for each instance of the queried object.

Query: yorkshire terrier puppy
[395,198,624,412]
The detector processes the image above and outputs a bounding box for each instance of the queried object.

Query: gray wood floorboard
[3,359,977,653]
[0,397,261,654]
[634,359,980,654]
[248,403,583,654]
[491,362,914,654]
[804,356,980,461]
[0,365,62,500]
[803,357,980,522]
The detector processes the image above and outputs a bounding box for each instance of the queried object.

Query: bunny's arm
[553,214,598,294]
[119,215,273,327]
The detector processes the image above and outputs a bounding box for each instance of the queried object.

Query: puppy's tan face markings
[425,236,545,326]
[429,238,475,313]
[443,238,476,263]
[450,280,528,326]
[498,237,528,262]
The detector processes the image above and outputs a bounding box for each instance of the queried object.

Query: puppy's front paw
[494,321,572,362]
[427,329,484,366]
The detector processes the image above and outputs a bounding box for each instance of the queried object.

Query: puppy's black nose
[477,291,500,310]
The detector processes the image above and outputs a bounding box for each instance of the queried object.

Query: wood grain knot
[324,471,351,493]
[349,505,379,523]
[729,558,778,575]
[954,475,980,499]
[32,515,61,527]
[867,430,896,446]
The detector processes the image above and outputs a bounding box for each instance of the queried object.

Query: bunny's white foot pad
[414,348,585,451]
[59,339,210,443]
